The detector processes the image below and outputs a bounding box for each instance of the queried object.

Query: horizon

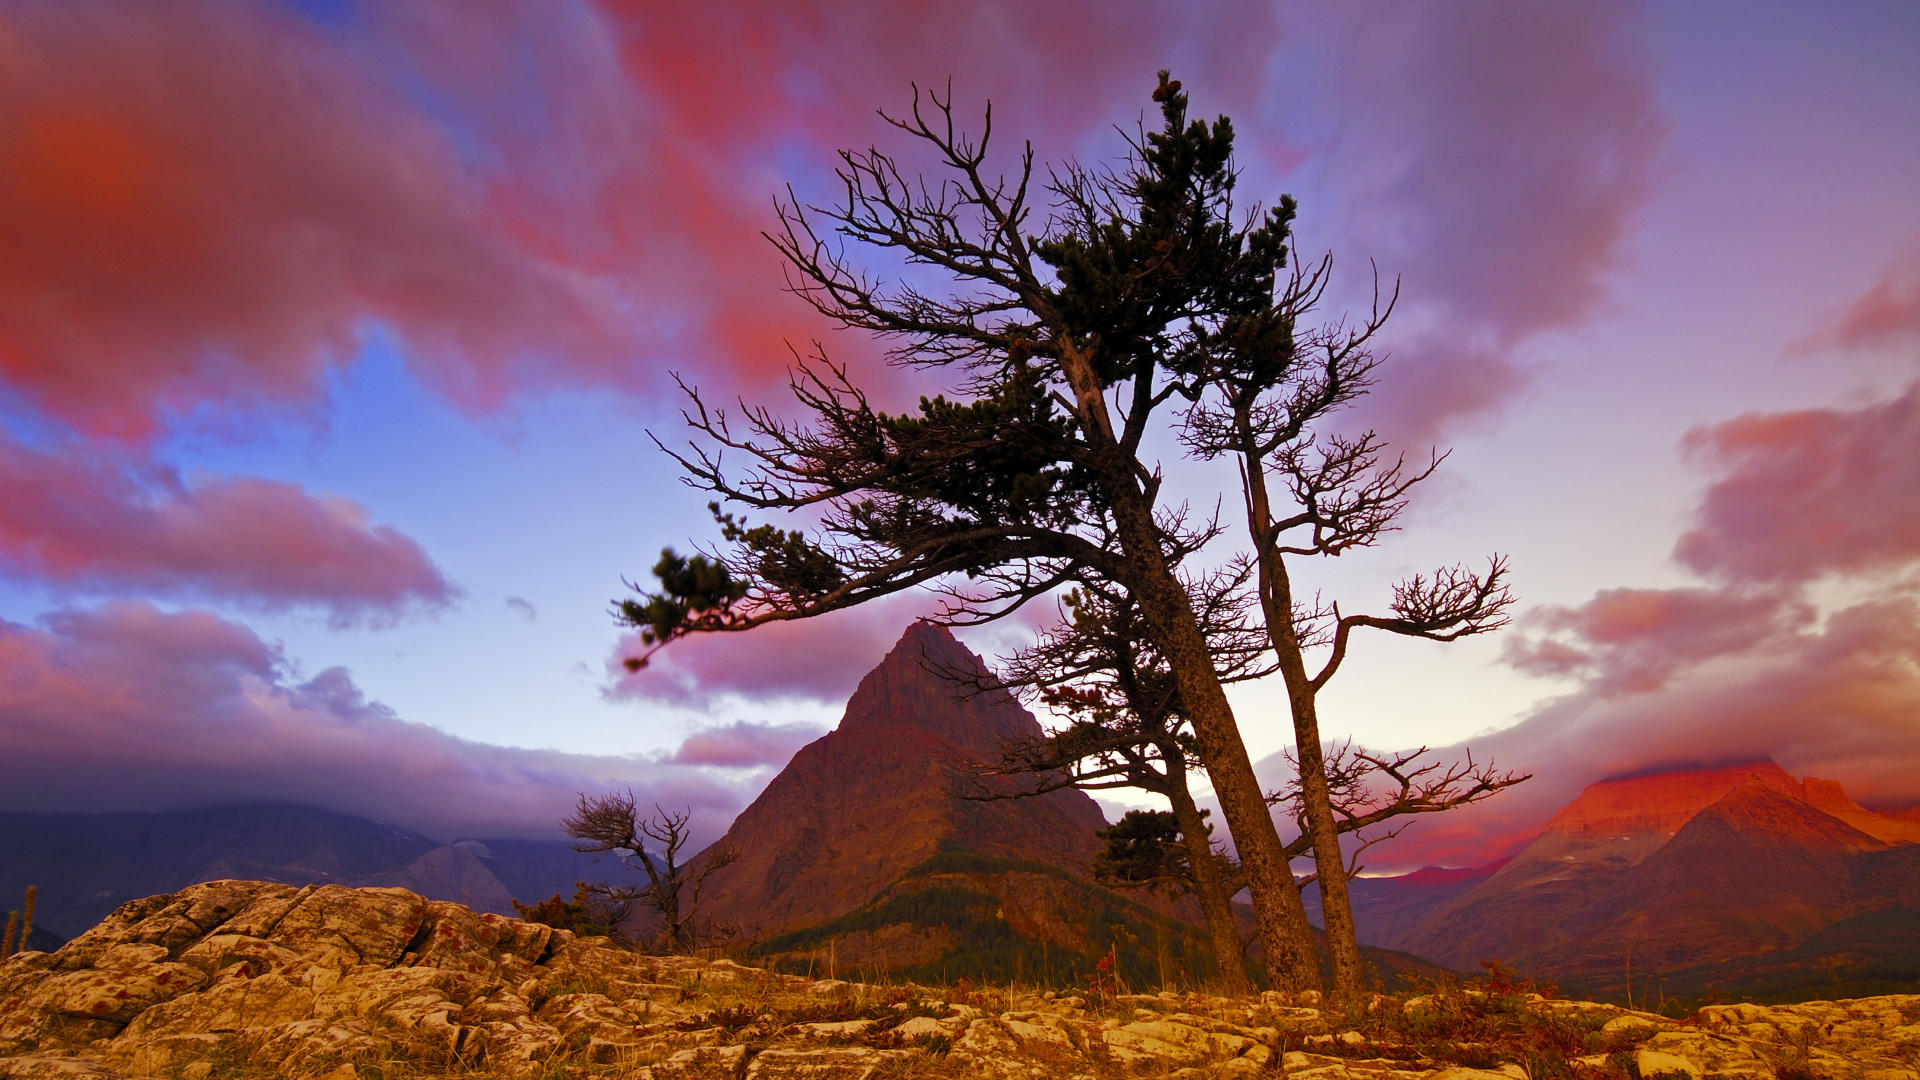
[1,1,1917,872]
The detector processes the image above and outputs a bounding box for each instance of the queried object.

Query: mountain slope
[0,804,641,940]
[692,622,1109,942]
[1380,761,1918,999]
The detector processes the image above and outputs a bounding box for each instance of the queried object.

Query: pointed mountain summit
[693,623,1109,943]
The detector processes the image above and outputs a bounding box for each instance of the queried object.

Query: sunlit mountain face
[0,3,1916,897]
[1308,761,1920,1001]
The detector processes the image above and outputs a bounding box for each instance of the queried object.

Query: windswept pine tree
[623,72,1521,996]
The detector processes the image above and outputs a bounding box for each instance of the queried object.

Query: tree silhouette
[562,792,738,952]
[1176,232,1517,998]
[621,72,1520,992]
[622,72,1328,987]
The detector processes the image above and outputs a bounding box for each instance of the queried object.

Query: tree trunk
[1243,473,1365,1002]
[1165,773,1252,993]
[1291,719,1363,1000]
[1054,341,1321,992]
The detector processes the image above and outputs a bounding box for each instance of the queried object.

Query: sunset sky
[2,1,1916,869]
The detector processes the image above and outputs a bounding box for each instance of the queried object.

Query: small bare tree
[562,791,738,952]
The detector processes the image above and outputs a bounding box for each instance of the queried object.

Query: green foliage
[1091,809,1201,893]
[752,847,1219,990]
[614,545,746,654]
[510,881,625,939]
[871,364,1093,529]
[1036,70,1298,393]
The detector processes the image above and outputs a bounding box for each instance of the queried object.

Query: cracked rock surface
[3,882,1918,1079]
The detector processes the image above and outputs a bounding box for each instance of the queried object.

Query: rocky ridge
[3,881,1918,1079]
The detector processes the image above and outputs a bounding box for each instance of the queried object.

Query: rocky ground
[1,881,1917,1079]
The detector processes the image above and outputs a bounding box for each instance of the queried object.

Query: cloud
[1675,382,1920,584]
[0,603,750,842]
[0,1,1299,439]
[1271,385,1920,871]
[1503,586,1804,694]
[1371,592,1920,871]
[1791,239,1920,355]
[1352,336,1524,451]
[607,593,941,709]
[1302,1,1663,443]
[0,1,1659,450]
[0,1,633,439]
[0,437,454,624]
[666,721,828,768]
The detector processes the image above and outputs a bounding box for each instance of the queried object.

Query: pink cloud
[1384,593,1920,870]
[0,2,1302,438]
[1355,336,1524,451]
[1504,586,1803,694]
[0,2,633,439]
[1791,238,1920,354]
[608,593,941,708]
[0,437,453,623]
[667,721,827,768]
[1306,1,1663,443]
[1676,382,1920,584]
[0,603,748,842]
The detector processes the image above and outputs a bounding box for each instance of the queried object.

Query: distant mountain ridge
[0,803,645,942]
[1327,761,1920,1000]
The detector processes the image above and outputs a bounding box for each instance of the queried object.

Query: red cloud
[0,3,632,440]
[0,437,453,623]
[1676,382,1920,584]
[667,721,827,769]
[0,2,1296,437]
[0,603,749,842]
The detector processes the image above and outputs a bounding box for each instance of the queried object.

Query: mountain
[692,622,1445,989]
[1346,761,1920,1000]
[694,622,1109,943]
[0,804,645,941]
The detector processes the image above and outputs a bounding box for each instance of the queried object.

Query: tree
[512,881,634,940]
[1176,225,1517,1000]
[623,73,1330,987]
[963,576,1523,994]
[953,576,1265,993]
[562,791,739,952]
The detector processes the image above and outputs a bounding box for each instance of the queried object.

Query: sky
[1,1,1916,868]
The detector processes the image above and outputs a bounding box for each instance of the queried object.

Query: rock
[1635,1048,1703,1078]
[745,1046,899,1078]
[1602,1013,1665,1036]
[1643,1030,1773,1077]
[7,879,1920,1080]
[0,1058,128,1078]
[649,1043,748,1079]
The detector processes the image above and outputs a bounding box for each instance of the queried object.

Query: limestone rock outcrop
[4,880,1919,1079]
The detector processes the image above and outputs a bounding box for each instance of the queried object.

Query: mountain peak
[835,621,1029,760]
[1544,760,1797,840]
[690,623,1109,940]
